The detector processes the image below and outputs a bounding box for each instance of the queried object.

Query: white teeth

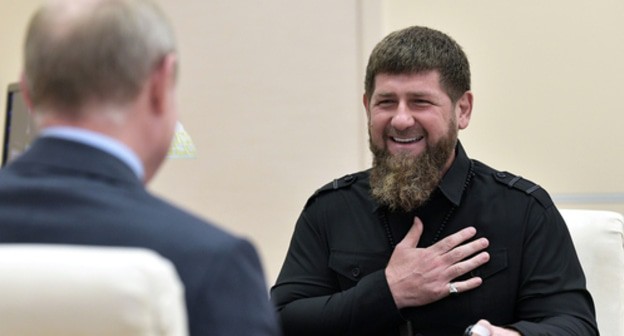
[392,136,423,143]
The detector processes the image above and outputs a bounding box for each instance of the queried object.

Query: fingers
[466,320,521,336]
[466,322,491,336]
[444,236,489,276]
[433,225,478,253]
[389,218,491,308]
[443,239,489,297]
[449,251,490,279]
[448,276,482,296]
[396,217,423,248]
[447,236,489,259]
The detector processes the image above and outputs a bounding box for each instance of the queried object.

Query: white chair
[0,244,188,336]
[560,209,624,336]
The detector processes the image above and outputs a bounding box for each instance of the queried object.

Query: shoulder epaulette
[304,174,358,209]
[492,171,553,208]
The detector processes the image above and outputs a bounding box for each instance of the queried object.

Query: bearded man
[271,26,597,336]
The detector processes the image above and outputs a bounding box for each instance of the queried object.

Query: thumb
[396,217,423,248]
[469,320,493,336]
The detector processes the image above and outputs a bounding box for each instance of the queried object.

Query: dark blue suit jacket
[0,137,280,336]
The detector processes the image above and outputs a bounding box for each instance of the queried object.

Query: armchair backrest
[0,244,188,336]
[560,209,624,336]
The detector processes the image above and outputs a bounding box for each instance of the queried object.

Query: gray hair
[24,0,176,112]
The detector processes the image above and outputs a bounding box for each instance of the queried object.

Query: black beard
[369,132,457,212]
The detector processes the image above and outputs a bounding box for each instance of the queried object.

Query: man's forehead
[372,71,443,95]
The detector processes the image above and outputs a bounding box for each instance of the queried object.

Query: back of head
[24,0,176,114]
[364,26,470,102]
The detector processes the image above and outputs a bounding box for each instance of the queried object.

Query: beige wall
[149,0,371,282]
[0,0,373,283]
[0,1,43,125]
[1,0,623,285]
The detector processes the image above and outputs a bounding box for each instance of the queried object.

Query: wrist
[384,267,406,309]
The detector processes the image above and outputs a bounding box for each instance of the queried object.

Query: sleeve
[510,205,598,335]
[192,238,281,336]
[271,208,405,336]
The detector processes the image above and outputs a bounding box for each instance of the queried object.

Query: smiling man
[271,26,598,336]
[366,70,469,213]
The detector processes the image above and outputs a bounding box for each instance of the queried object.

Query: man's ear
[148,53,177,117]
[19,74,34,111]
[363,93,371,121]
[456,91,473,130]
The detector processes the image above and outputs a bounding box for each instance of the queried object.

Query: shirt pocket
[328,250,388,290]
[472,248,508,279]
[468,248,512,318]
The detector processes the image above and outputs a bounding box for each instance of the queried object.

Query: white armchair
[560,209,624,336]
[0,245,188,336]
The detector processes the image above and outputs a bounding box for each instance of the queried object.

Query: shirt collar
[438,141,471,207]
[39,126,145,180]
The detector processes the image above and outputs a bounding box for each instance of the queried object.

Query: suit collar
[13,137,143,187]
[40,127,144,180]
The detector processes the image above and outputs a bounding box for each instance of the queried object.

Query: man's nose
[390,103,415,130]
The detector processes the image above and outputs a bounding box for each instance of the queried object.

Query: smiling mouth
[391,135,424,144]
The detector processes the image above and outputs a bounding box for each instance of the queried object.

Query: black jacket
[272,142,597,336]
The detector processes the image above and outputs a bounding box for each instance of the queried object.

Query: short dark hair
[364,26,470,102]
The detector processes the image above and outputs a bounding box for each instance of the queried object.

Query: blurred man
[272,26,597,336]
[0,1,280,335]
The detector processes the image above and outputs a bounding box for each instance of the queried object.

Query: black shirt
[271,142,597,336]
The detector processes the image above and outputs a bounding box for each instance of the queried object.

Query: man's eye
[376,100,395,106]
[412,99,431,106]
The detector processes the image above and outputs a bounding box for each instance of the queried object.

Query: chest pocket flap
[328,250,388,283]
[472,248,508,279]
